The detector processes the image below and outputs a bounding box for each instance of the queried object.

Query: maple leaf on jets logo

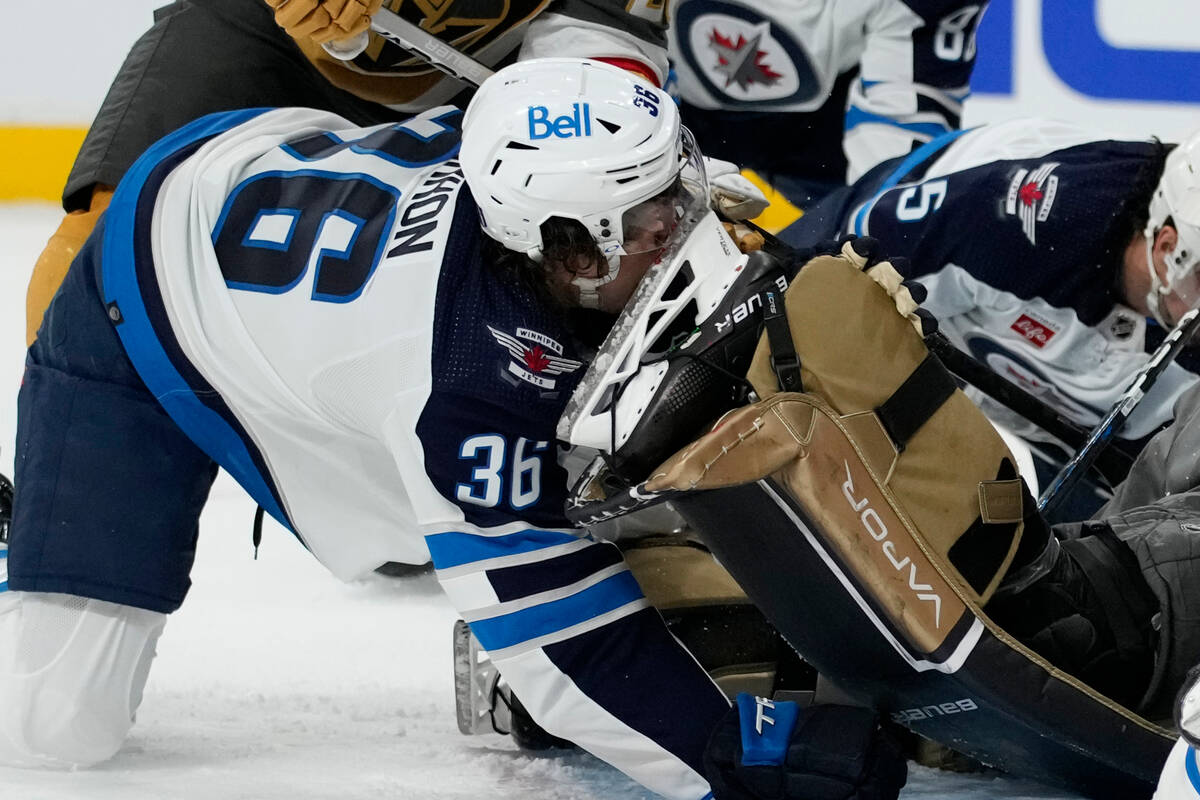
[708,27,782,90]
[487,325,583,391]
[523,345,551,373]
[1018,182,1044,206]
[1004,162,1060,245]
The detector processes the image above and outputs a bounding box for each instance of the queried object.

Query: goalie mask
[1145,129,1200,326]
[557,203,791,479]
[459,58,709,308]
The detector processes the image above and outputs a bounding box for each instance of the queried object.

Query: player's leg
[0,592,166,767]
[1,220,218,766]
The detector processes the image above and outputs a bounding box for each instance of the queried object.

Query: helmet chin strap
[571,268,619,309]
[570,250,624,309]
[1145,230,1174,327]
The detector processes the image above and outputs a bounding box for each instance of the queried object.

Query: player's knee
[0,591,165,768]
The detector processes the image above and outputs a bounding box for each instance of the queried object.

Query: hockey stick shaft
[1037,307,1200,515]
[924,331,1135,485]
[322,7,495,86]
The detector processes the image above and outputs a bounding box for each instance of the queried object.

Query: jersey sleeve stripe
[460,562,630,621]
[439,541,627,624]
[432,537,595,580]
[844,105,952,139]
[467,570,646,652]
[482,597,652,661]
[424,528,581,569]
[485,540,625,602]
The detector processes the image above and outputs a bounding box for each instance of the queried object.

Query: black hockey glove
[0,472,12,543]
[704,695,907,800]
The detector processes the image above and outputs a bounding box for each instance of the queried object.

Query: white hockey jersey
[669,0,987,184]
[98,105,727,799]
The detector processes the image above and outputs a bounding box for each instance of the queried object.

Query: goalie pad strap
[762,292,803,392]
[874,352,957,452]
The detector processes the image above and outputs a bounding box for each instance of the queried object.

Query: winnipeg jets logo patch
[1005,163,1059,245]
[488,326,583,391]
[676,3,816,104]
[709,24,783,91]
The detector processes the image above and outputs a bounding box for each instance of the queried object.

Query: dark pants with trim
[9,218,218,614]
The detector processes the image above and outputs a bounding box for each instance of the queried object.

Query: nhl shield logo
[488,325,583,391]
[1005,163,1059,245]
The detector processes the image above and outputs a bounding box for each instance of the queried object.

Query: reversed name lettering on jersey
[387,161,463,259]
[1009,311,1059,348]
[488,325,583,393]
[1004,162,1059,245]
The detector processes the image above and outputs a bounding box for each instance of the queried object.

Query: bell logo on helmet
[527,103,593,140]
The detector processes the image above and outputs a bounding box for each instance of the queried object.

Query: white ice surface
[0,204,1083,799]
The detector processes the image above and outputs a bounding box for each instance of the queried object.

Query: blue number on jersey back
[212,171,399,303]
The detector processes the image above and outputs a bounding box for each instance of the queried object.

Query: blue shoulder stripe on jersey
[1186,745,1200,793]
[858,79,970,102]
[467,570,644,652]
[844,106,952,139]
[102,108,293,531]
[0,543,8,593]
[425,528,580,570]
[850,127,970,236]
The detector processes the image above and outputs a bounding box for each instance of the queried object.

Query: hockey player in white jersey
[669,0,988,219]
[0,58,758,798]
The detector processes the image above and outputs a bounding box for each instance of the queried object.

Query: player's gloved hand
[723,222,766,253]
[264,0,382,45]
[704,694,907,800]
[706,157,770,221]
[830,236,935,337]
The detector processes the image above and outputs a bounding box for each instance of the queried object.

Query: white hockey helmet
[459,57,707,307]
[1145,130,1200,325]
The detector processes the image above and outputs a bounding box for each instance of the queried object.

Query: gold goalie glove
[264,0,383,45]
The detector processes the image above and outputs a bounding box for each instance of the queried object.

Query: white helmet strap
[1145,230,1171,326]
[571,268,620,309]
